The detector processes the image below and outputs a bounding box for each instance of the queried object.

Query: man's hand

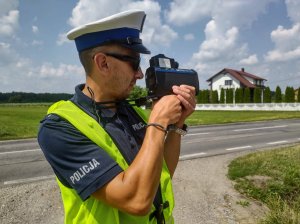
[149,95,182,128]
[172,85,196,126]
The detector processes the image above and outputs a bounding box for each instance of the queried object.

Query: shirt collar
[71,84,129,118]
[71,84,96,115]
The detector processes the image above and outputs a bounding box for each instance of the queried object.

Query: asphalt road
[181,118,300,159]
[1,119,300,187]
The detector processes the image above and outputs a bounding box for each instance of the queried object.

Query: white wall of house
[211,72,240,97]
[244,76,254,84]
[244,76,264,86]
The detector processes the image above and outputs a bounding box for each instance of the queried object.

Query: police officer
[38,10,196,224]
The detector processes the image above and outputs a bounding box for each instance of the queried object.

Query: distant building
[207,68,267,98]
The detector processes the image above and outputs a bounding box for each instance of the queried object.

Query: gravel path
[0,151,268,224]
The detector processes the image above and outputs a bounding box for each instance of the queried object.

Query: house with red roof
[207,68,267,98]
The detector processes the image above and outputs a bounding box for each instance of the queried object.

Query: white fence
[196,103,300,111]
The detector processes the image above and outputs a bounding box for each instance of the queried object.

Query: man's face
[105,46,144,100]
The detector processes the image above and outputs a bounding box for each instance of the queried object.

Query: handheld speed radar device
[145,54,199,99]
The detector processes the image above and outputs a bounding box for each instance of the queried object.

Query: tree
[203,90,210,103]
[197,90,209,103]
[8,94,22,103]
[128,86,147,100]
[197,90,204,103]
[284,86,295,103]
[298,88,300,103]
[290,86,295,102]
[243,88,251,103]
[196,90,202,103]
[235,88,243,103]
[226,89,233,104]
[253,88,261,103]
[291,86,295,102]
[211,90,218,104]
[220,89,225,103]
[263,87,271,103]
[275,86,282,103]
[284,86,289,102]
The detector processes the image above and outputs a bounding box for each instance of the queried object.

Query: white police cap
[67,9,150,54]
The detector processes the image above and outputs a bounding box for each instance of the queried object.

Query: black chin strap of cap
[85,91,149,109]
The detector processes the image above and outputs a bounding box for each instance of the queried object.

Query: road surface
[1,119,299,186]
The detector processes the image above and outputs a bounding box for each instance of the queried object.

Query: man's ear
[93,53,109,73]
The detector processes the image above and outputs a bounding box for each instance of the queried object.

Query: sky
[1,0,300,93]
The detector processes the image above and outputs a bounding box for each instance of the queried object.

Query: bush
[235,88,244,103]
[254,88,262,103]
[275,86,282,103]
[220,89,225,103]
[197,90,210,103]
[128,86,147,100]
[244,88,251,103]
[263,87,272,103]
[284,86,295,103]
[211,90,219,103]
[226,89,234,104]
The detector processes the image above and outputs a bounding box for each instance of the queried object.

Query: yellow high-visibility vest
[47,100,174,224]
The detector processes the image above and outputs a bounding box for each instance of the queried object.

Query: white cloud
[265,23,300,62]
[0,0,18,15]
[32,40,43,46]
[0,0,19,37]
[0,42,17,66]
[212,0,276,29]
[177,0,277,89]
[192,21,242,62]
[125,0,178,46]
[0,57,84,93]
[0,10,19,37]
[165,0,215,26]
[265,47,300,62]
[184,33,195,41]
[25,63,85,93]
[57,32,69,45]
[32,25,38,34]
[68,0,130,27]
[65,0,177,48]
[37,63,83,78]
[165,0,275,27]
[285,0,300,23]
[0,33,83,93]
[271,24,300,51]
[256,0,300,88]
[239,54,258,65]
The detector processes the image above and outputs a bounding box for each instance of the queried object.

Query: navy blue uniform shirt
[38,84,147,201]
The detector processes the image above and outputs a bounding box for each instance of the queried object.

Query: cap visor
[121,43,151,54]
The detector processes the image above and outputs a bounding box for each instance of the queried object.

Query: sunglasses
[104,53,141,71]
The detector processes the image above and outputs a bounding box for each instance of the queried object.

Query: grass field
[0,104,50,140]
[185,110,300,125]
[228,145,300,223]
[1,104,300,140]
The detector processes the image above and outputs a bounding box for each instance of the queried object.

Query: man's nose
[135,67,144,79]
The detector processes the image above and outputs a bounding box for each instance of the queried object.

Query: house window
[225,80,232,86]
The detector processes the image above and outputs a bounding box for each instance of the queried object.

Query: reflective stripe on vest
[47,100,175,224]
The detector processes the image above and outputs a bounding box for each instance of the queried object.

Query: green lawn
[185,110,300,125]
[1,104,300,140]
[0,104,50,140]
[228,145,300,223]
